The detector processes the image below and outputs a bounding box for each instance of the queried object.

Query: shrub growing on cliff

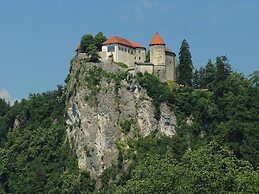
[80,34,94,53]
[79,32,107,63]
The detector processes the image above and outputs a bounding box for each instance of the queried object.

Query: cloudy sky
[0,0,258,101]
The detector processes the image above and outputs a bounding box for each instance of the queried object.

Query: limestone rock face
[65,57,177,177]
[159,103,177,137]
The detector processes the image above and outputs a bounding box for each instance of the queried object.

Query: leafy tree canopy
[79,32,107,63]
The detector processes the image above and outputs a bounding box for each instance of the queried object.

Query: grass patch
[115,62,128,68]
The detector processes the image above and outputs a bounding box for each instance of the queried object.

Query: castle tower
[150,33,166,81]
[150,33,166,66]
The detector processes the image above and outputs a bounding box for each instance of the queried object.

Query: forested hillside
[0,56,258,193]
[0,87,95,193]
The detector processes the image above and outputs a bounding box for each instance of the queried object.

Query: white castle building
[78,33,176,81]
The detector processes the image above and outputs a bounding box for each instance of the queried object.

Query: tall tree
[0,99,9,117]
[177,39,193,86]
[214,56,231,83]
[203,59,216,89]
[196,59,216,89]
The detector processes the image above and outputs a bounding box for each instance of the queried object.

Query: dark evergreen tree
[203,59,216,89]
[0,98,9,117]
[214,56,231,83]
[196,59,216,89]
[177,39,193,86]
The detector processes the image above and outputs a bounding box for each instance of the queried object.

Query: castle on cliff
[78,33,176,81]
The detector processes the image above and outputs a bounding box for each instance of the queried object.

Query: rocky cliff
[65,57,177,178]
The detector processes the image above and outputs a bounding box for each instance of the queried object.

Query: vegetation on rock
[1,31,258,193]
[79,32,107,63]
[0,86,95,193]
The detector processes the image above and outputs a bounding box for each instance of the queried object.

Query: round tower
[149,32,166,66]
[149,33,166,81]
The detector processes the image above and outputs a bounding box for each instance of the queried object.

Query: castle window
[119,46,121,51]
[108,45,115,52]
[170,61,172,64]
[131,50,133,54]
[139,57,141,60]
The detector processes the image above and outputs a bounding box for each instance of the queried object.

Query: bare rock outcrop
[65,57,177,177]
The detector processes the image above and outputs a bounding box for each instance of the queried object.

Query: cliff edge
[65,57,177,178]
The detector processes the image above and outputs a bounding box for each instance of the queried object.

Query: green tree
[0,87,82,193]
[214,56,231,83]
[87,44,100,63]
[79,171,95,193]
[114,142,259,194]
[80,34,94,53]
[0,99,9,117]
[94,32,107,51]
[192,59,218,89]
[200,59,216,89]
[180,142,259,193]
[177,39,193,86]
[80,32,106,63]
[60,171,80,194]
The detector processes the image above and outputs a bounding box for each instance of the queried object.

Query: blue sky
[0,0,258,102]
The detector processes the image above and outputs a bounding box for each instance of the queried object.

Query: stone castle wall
[135,48,146,63]
[135,64,154,75]
[100,42,176,82]
[101,44,145,67]
[165,54,176,81]
[150,45,166,66]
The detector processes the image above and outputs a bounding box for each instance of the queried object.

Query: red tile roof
[150,33,165,45]
[102,36,145,49]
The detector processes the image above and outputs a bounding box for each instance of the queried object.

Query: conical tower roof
[149,32,165,46]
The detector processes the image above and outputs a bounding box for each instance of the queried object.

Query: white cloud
[0,88,17,105]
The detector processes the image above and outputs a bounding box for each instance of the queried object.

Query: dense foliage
[0,50,258,193]
[0,86,95,194]
[79,32,107,62]
[114,142,259,194]
[99,58,259,193]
